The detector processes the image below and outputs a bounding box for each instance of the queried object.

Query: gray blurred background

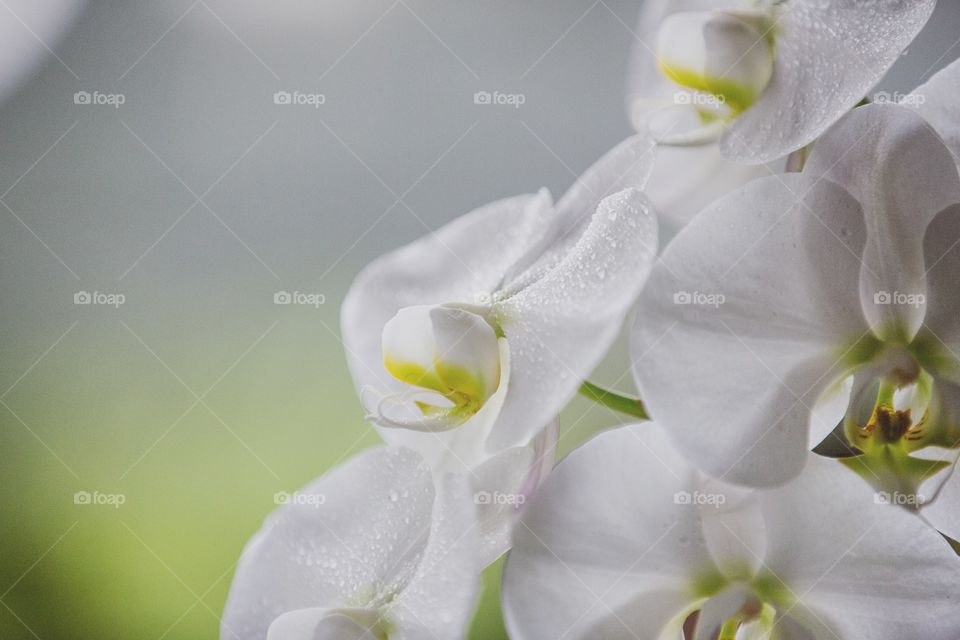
[1,1,958,638]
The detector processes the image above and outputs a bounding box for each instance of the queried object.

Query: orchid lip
[378,304,504,430]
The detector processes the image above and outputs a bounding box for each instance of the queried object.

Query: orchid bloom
[221,446,479,640]
[626,0,935,163]
[502,424,960,640]
[340,135,658,559]
[632,84,960,496]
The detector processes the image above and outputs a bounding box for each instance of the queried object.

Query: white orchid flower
[340,136,658,559]
[624,2,778,234]
[632,100,960,492]
[221,446,479,640]
[502,424,960,640]
[626,0,935,163]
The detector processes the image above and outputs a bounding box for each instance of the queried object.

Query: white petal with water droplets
[221,446,479,640]
[388,473,480,639]
[721,0,936,163]
[492,188,658,451]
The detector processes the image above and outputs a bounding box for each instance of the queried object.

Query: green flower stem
[578,380,649,421]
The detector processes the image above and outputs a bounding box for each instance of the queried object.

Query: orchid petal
[492,188,658,451]
[389,473,481,639]
[806,104,960,342]
[503,134,655,291]
[920,205,960,383]
[809,375,853,450]
[632,174,868,486]
[266,609,379,640]
[913,58,960,168]
[221,446,478,640]
[925,462,960,543]
[693,587,752,640]
[722,0,936,162]
[502,424,716,640]
[506,424,960,640]
[759,455,960,639]
[468,446,534,566]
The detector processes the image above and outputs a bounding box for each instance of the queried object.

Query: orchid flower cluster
[222,2,960,639]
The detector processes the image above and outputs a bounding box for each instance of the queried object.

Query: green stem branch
[578,380,649,420]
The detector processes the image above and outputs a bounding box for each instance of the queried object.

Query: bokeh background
[1,1,959,638]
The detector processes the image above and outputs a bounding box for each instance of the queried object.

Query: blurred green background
[0,304,630,639]
[1,1,958,638]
